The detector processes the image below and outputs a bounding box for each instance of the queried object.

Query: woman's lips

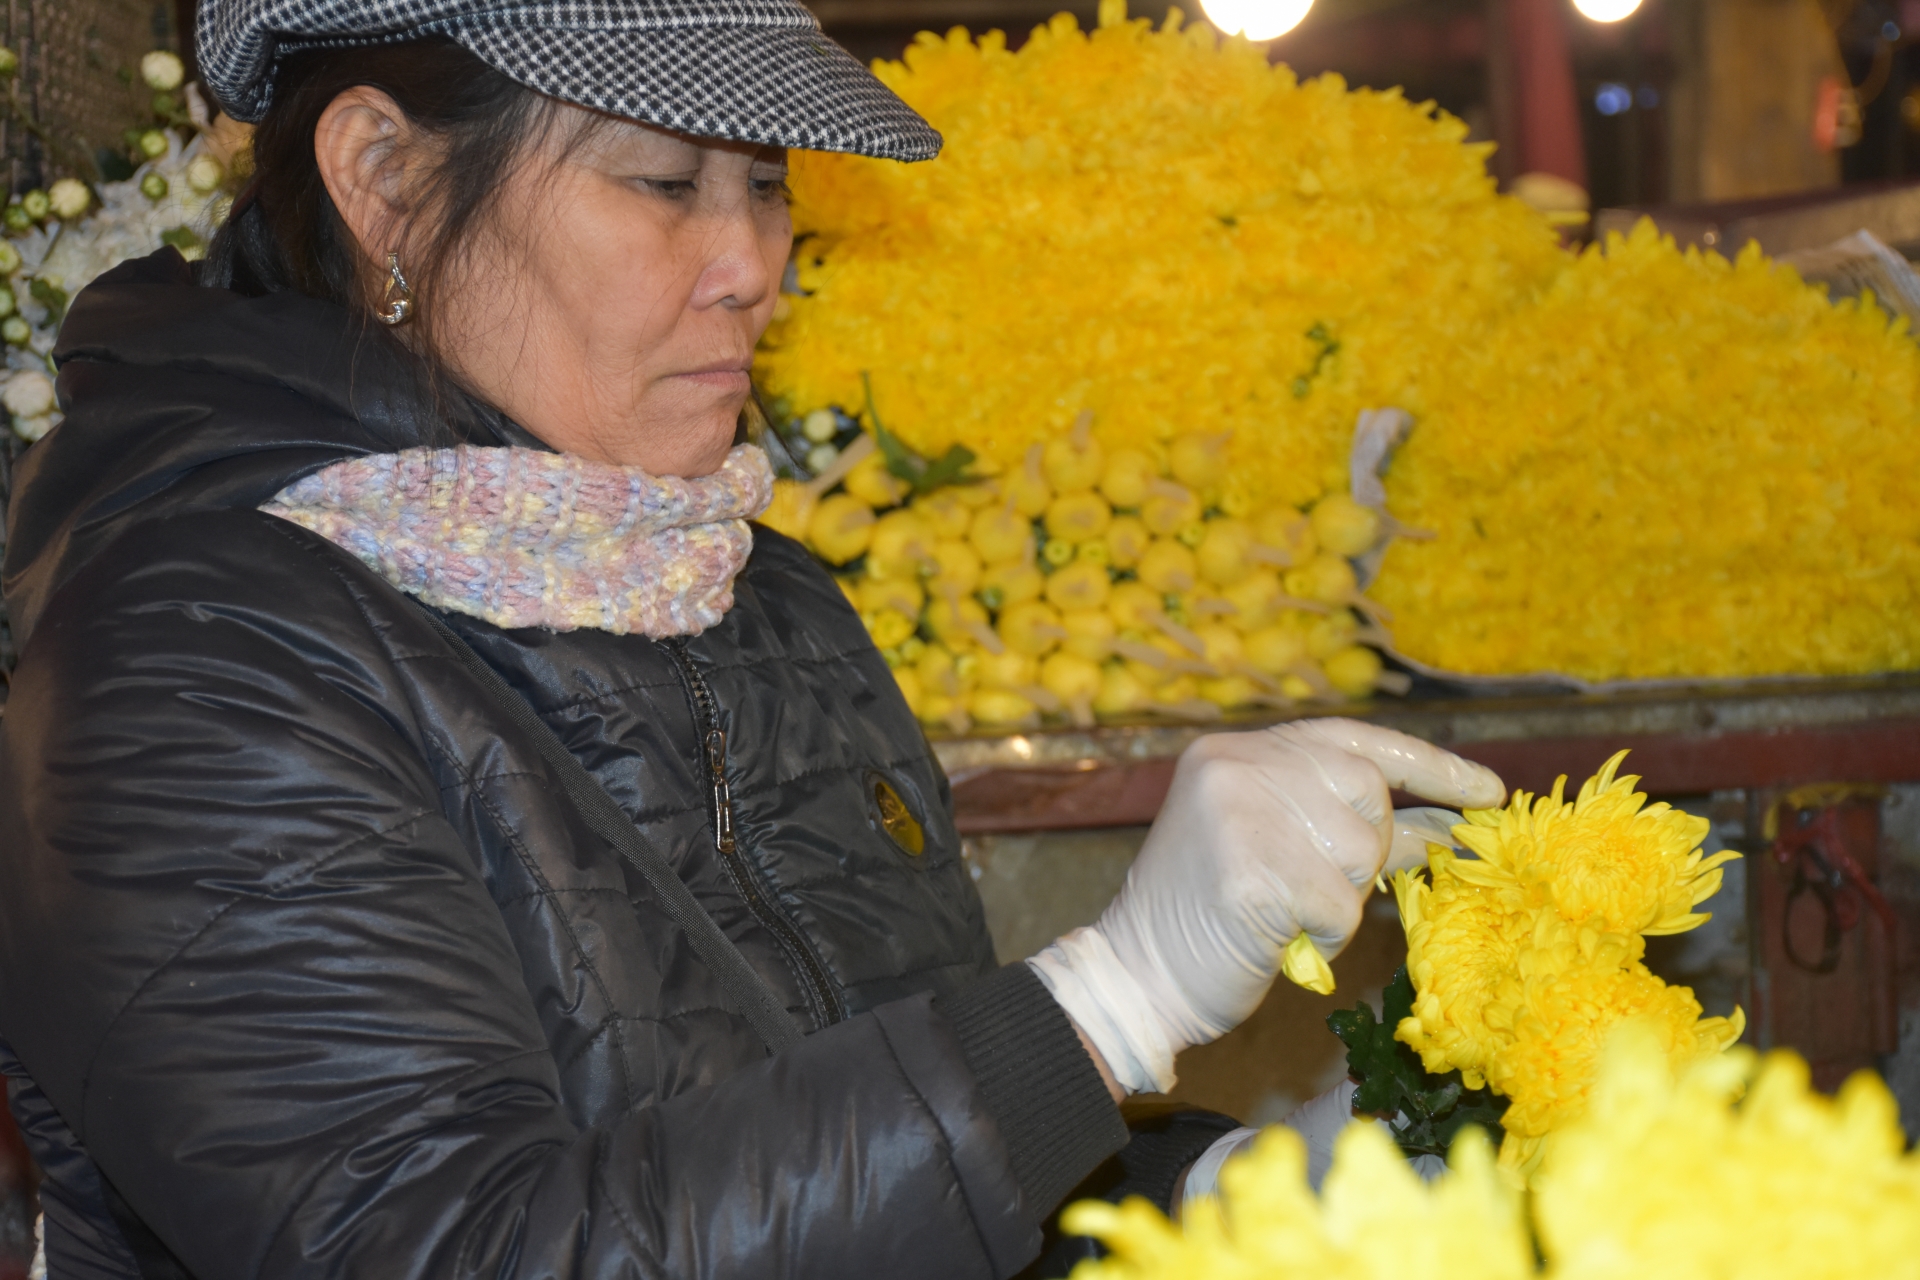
[676,364,752,389]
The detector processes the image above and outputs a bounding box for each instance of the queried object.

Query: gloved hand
[1179,1081,1448,1210]
[1029,718,1503,1094]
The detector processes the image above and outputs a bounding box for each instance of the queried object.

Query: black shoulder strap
[415,607,803,1056]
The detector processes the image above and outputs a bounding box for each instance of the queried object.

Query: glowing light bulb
[1573,0,1641,22]
[1200,0,1313,40]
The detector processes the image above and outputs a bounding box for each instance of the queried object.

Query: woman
[0,0,1503,1275]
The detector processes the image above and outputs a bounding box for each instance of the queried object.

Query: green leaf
[29,276,68,326]
[860,370,979,495]
[1326,966,1509,1160]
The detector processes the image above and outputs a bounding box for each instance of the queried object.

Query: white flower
[140,51,184,92]
[3,369,55,417]
[13,412,55,442]
[47,178,90,221]
[186,155,224,194]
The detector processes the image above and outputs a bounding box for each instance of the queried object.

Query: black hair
[202,37,580,438]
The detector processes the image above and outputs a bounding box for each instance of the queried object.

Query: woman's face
[319,93,793,477]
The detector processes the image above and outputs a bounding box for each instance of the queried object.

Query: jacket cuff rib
[939,963,1130,1218]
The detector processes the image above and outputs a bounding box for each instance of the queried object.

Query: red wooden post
[1485,0,1590,189]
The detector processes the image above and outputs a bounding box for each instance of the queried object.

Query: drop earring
[378,252,413,326]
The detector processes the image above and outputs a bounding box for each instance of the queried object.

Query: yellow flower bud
[864,608,917,650]
[1044,559,1111,611]
[869,509,937,574]
[1102,514,1152,569]
[1285,553,1358,605]
[1244,621,1309,675]
[1304,611,1360,660]
[980,561,1044,611]
[1196,516,1256,585]
[1093,663,1151,717]
[929,538,983,596]
[1105,580,1164,632]
[1041,433,1105,492]
[1137,538,1198,593]
[1040,651,1102,704]
[1060,608,1116,661]
[858,573,925,619]
[968,503,1033,565]
[889,665,925,717]
[998,599,1066,655]
[974,648,1039,689]
[1141,481,1200,535]
[1222,568,1283,631]
[1005,445,1052,517]
[1168,431,1230,492]
[1311,492,1382,558]
[913,487,972,539]
[1098,448,1160,509]
[808,493,876,565]
[969,687,1039,727]
[759,478,817,541]
[844,450,910,507]
[1198,674,1259,710]
[1323,644,1384,697]
[915,643,961,695]
[1044,489,1113,542]
[1254,507,1317,562]
[925,593,993,646]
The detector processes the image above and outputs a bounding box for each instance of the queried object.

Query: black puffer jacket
[0,250,1213,1279]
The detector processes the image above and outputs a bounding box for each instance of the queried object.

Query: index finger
[1293,718,1505,809]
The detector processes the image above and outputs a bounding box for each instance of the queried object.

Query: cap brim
[451,24,941,161]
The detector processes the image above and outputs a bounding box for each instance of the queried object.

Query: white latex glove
[1180,1081,1447,1209]
[1029,719,1502,1094]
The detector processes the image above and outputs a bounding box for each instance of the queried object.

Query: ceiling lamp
[1200,0,1314,41]
[1572,0,1642,23]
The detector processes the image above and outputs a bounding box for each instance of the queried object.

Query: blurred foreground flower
[1065,1025,1920,1279]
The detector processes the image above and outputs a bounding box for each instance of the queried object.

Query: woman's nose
[688,193,776,312]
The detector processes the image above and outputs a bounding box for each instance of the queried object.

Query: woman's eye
[752,177,793,204]
[638,177,699,198]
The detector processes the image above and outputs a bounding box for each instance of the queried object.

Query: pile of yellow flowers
[759,0,1920,684]
[758,0,1563,515]
[760,415,1407,732]
[1372,225,1920,682]
[1064,1024,1920,1279]
[1394,751,1744,1178]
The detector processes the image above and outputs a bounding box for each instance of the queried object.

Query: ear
[313,86,416,283]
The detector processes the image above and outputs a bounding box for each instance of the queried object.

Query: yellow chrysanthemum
[1063,1122,1531,1280]
[1449,750,1738,937]
[1393,852,1530,1087]
[1062,1024,1920,1280]
[1487,947,1744,1177]
[1536,1024,1920,1280]
[1374,223,1920,682]
[760,0,1564,511]
[1393,751,1745,1176]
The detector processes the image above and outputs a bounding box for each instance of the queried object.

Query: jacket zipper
[662,639,846,1029]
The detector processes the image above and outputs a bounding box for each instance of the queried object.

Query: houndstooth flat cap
[197,0,942,161]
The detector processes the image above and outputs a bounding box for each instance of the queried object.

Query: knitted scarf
[264,444,773,637]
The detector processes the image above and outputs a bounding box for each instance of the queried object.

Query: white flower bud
[802,408,839,443]
[185,154,224,194]
[47,178,90,221]
[806,442,841,472]
[3,369,55,418]
[140,51,185,92]
[12,412,53,442]
[0,242,18,273]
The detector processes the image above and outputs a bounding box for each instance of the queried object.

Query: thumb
[1384,806,1464,876]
